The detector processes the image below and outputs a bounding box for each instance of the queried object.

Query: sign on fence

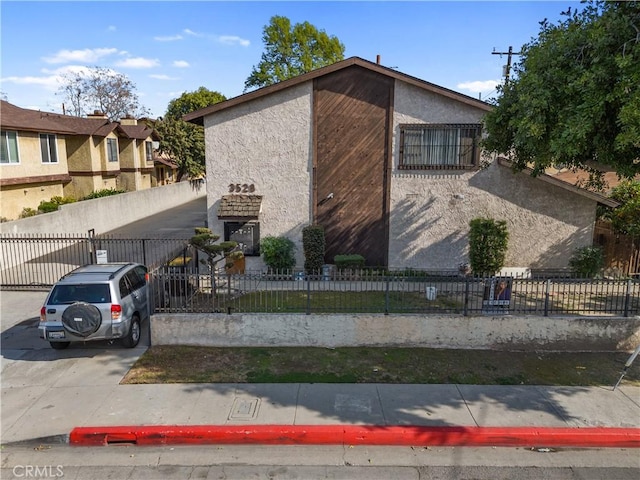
[482,277,512,314]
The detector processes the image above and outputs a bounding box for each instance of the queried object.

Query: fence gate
[0,233,190,290]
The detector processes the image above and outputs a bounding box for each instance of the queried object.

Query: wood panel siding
[594,219,640,277]
[313,66,393,266]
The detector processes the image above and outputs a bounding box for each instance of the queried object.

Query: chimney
[119,115,137,126]
[376,54,381,65]
[87,110,107,119]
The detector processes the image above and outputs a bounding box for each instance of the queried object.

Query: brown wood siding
[313,66,393,266]
[594,219,640,276]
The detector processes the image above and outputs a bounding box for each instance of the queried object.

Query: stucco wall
[151,313,640,352]
[204,83,313,270]
[0,132,70,220]
[388,82,596,270]
[199,77,599,272]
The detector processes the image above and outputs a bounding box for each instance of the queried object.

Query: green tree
[156,87,226,181]
[57,67,148,120]
[483,1,640,182]
[166,87,226,118]
[245,15,345,91]
[605,180,640,237]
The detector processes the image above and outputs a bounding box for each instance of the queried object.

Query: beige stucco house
[1,101,162,220]
[185,57,617,271]
[0,101,74,220]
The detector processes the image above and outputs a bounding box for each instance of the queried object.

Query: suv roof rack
[61,263,134,280]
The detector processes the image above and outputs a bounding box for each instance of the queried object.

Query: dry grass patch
[121,346,640,387]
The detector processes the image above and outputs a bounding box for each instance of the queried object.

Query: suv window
[50,284,111,304]
[119,276,132,299]
[126,268,146,291]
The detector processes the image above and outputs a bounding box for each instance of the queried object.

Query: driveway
[0,290,149,443]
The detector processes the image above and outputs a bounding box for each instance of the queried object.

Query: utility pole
[492,46,521,82]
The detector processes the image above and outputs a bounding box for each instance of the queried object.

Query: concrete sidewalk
[1,290,639,448]
[3,380,640,446]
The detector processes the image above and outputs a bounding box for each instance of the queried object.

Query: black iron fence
[0,233,190,289]
[150,267,640,317]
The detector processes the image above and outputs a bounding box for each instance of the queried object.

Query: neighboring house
[49,110,124,199]
[184,57,618,271]
[117,116,160,191]
[154,154,178,186]
[0,101,162,220]
[0,100,74,220]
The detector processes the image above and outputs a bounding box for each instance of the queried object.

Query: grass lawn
[121,346,640,387]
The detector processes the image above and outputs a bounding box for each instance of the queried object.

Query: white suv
[39,263,149,349]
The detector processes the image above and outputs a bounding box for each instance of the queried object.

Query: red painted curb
[69,425,640,448]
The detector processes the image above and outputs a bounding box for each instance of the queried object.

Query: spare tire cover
[61,302,102,337]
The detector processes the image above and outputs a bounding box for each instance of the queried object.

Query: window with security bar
[399,124,481,170]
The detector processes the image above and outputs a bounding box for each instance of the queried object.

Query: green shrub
[83,188,126,200]
[37,196,76,213]
[302,225,325,273]
[469,218,509,276]
[19,208,37,218]
[569,246,604,278]
[37,200,59,213]
[334,254,365,269]
[260,236,296,271]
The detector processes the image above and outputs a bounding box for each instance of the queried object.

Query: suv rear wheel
[122,315,141,348]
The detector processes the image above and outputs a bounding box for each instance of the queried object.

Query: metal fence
[0,233,190,289]
[150,267,640,317]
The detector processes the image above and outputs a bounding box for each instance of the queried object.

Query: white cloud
[114,57,160,68]
[42,48,119,64]
[155,34,183,42]
[182,28,249,47]
[0,75,60,89]
[107,25,116,32]
[456,80,500,93]
[149,74,179,80]
[2,65,95,91]
[172,60,190,68]
[218,35,250,47]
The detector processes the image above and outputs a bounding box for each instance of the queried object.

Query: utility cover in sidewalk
[334,394,372,414]
[228,397,260,420]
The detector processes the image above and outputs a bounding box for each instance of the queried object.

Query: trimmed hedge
[303,225,325,273]
[334,254,365,269]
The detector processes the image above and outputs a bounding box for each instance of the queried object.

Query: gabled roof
[40,112,118,137]
[118,123,159,141]
[217,195,263,219]
[184,56,492,125]
[0,100,75,134]
[497,158,620,208]
[0,100,121,137]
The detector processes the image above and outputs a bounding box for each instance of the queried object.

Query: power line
[492,46,521,82]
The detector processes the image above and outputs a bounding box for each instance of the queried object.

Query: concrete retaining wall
[151,313,640,352]
[0,180,206,236]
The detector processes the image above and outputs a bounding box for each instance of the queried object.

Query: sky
[1,0,582,119]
